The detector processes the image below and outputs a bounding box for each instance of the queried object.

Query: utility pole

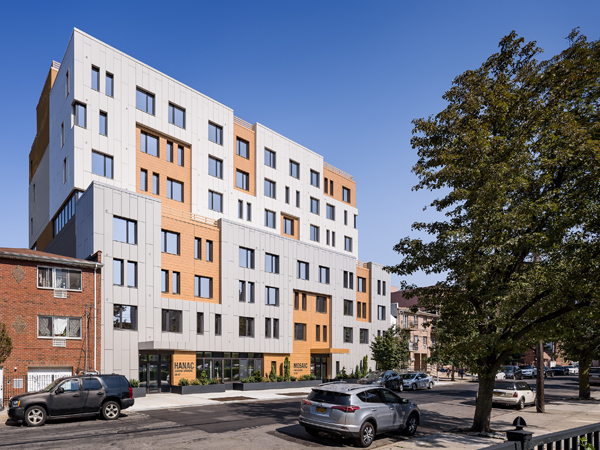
[535,340,545,412]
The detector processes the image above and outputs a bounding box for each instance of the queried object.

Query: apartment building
[28,29,390,392]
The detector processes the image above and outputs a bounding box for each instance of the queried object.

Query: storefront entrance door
[311,356,329,380]
[139,353,171,393]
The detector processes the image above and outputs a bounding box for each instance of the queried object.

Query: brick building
[0,248,102,405]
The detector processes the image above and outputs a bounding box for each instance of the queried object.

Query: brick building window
[38,316,81,339]
[37,266,82,291]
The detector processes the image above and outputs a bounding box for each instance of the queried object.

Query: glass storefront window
[225,359,231,381]
[240,359,248,379]
[232,359,240,380]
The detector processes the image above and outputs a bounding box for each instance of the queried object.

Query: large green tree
[0,322,13,365]
[369,325,410,371]
[387,30,600,432]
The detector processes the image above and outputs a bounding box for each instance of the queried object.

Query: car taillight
[332,406,360,413]
[129,387,133,398]
[513,392,518,398]
[302,399,312,406]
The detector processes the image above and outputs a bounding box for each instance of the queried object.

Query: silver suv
[298,383,420,447]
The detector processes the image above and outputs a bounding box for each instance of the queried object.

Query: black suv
[8,374,134,426]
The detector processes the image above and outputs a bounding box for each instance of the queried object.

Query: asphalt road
[0,375,583,450]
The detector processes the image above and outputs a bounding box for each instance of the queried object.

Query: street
[0,376,585,449]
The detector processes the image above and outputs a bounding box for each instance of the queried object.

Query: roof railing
[234,116,254,131]
[163,207,219,228]
[324,161,353,181]
[52,61,61,71]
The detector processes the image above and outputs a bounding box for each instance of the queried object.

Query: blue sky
[0,1,597,288]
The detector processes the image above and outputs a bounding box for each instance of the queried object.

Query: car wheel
[24,406,46,427]
[428,382,434,389]
[402,413,419,436]
[304,426,319,436]
[356,421,375,448]
[411,383,417,391]
[399,382,404,392]
[101,400,121,420]
[516,397,525,410]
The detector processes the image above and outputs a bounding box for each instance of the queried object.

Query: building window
[343,187,351,203]
[238,200,244,219]
[343,271,354,289]
[208,156,223,178]
[344,210,348,225]
[324,177,328,193]
[178,145,184,166]
[65,69,70,98]
[74,102,86,128]
[197,312,204,334]
[343,327,353,344]
[140,169,148,191]
[316,296,327,313]
[319,266,330,284]
[167,179,184,202]
[63,158,68,184]
[264,179,276,198]
[206,240,213,262]
[140,131,159,157]
[329,179,333,195]
[326,204,335,221]
[209,122,223,144]
[357,276,366,293]
[265,148,276,168]
[208,191,223,212]
[52,191,81,236]
[383,281,387,296]
[345,236,353,252]
[127,261,137,287]
[161,270,168,292]
[168,103,185,128]
[297,261,309,280]
[316,324,321,342]
[38,316,81,339]
[195,276,212,298]
[332,231,336,247]
[236,138,249,158]
[310,225,320,242]
[354,215,358,229]
[323,325,328,342]
[91,66,100,91]
[285,186,290,204]
[378,280,382,295]
[294,292,299,309]
[92,151,113,178]
[294,323,306,341]
[357,302,362,318]
[265,286,279,306]
[136,88,155,114]
[274,319,279,339]
[265,253,279,274]
[61,122,64,147]
[236,170,250,191]
[113,259,124,285]
[161,230,180,255]
[239,317,254,337]
[37,266,82,291]
[378,305,386,320]
[162,309,182,333]
[310,170,320,187]
[106,72,113,97]
[289,160,300,179]
[360,329,369,344]
[266,318,272,338]
[239,247,255,269]
[239,281,255,303]
[167,142,174,162]
[152,173,159,195]
[99,111,108,136]
[172,271,180,294]
[310,197,320,215]
[362,303,367,319]
[344,300,353,316]
[296,190,300,207]
[302,293,307,310]
[283,217,294,235]
[264,209,276,228]
[215,314,222,335]
[113,305,137,330]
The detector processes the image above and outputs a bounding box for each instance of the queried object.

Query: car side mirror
[532,387,536,392]
[56,387,64,394]
[402,398,409,403]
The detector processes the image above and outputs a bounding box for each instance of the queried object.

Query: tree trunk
[579,353,593,399]
[472,372,495,432]
[535,340,545,413]
[451,365,455,381]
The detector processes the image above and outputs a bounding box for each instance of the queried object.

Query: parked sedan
[542,367,555,378]
[589,367,600,385]
[551,365,567,375]
[400,373,434,390]
[520,366,537,378]
[471,371,506,382]
[502,366,524,380]
[563,365,578,375]
[492,380,536,410]
[357,370,403,392]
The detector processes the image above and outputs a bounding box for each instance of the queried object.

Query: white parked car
[400,373,435,390]
[492,380,536,410]
[471,371,506,382]
[519,366,537,378]
[589,367,600,385]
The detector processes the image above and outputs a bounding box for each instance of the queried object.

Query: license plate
[316,407,326,413]
[592,375,599,378]
[493,392,501,396]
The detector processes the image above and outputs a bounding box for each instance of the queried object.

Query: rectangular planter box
[171,384,227,395]
[131,387,146,398]
[232,380,322,391]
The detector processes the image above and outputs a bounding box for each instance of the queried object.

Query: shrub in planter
[284,357,291,381]
[208,378,219,385]
[290,376,297,382]
[179,378,190,386]
[129,379,140,388]
[190,378,201,385]
[269,366,277,382]
[336,367,348,379]
[362,356,369,377]
[252,371,264,383]
[276,375,284,382]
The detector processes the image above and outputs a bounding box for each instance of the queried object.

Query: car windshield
[307,390,351,405]
[41,378,63,392]
[495,382,516,390]
[363,371,382,380]
[521,366,533,369]
[400,374,416,380]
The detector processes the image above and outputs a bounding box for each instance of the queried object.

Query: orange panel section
[324,166,356,208]
[233,124,256,196]
[356,265,370,323]
[171,351,196,385]
[280,213,299,240]
[263,353,291,378]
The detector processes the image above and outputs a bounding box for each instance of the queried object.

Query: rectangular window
[238,200,244,219]
[113,259,124,286]
[106,72,113,97]
[310,197,320,215]
[74,102,86,128]
[274,318,279,339]
[197,312,204,334]
[38,316,82,339]
[239,317,254,337]
[239,247,255,269]
[161,270,168,292]
[294,292,299,309]
[127,261,137,288]
[61,122,64,147]
[239,281,255,303]
[63,158,67,183]
[326,204,335,220]
[363,303,367,319]
[65,70,70,98]
[136,88,155,114]
[265,149,276,168]
[378,305,386,320]
[91,66,100,91]
[152,173,159,195]
[316,296,327,313]
[172,272,180,294]
[236,138,249,158]
[206,240,213,262]
[343,187,351,203]
[161,230,180,255]
[344,210,348,226]
[289,160,299,178]
[209,122,223,145]
[167,142,174,162]
[239,281,246,302]
[141,131,159,157]
[296,190,300,207]
[283,217,294,235]
[195,276,212,298]
[264,209,276,228]
[208,191,223,212]
[316,324,321,342]
[265,286,279,306]
[323,325,327,343]
[266,318,272,338]
[326,230,330,246]
[378,280,382,295]
[247,203,252,222]
[357,302,362,318]
[99,111,107,136]
[319,266,330,284]
[383,281,387,296]
[92,151,113,179]
[37,267,82,291]
[345,236,353,252]
[162,309,182,333]
[310,225,320,242]
[310,170,320,187]
[265,253,279,274]
[236,170,250,190]
[324,177,328,194]
[178,145,184,166]
[167,179,184,202]
[354,214,358,229]
[302,293,307,311]
[297,261,309,280]
[360,329,369,344]
[264,179,276,198]
[195,238,201,259]
[208,156,223,179]
[215,314,222,336]
[329,180,333,195]
[294,323,306,341]
[357,277,366,293]
[113,305,137,330]
[168,103,185,128]
[285,187,290,204]
[332,231,336,247]
[343,327,353,343]
[344,300,353,316]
